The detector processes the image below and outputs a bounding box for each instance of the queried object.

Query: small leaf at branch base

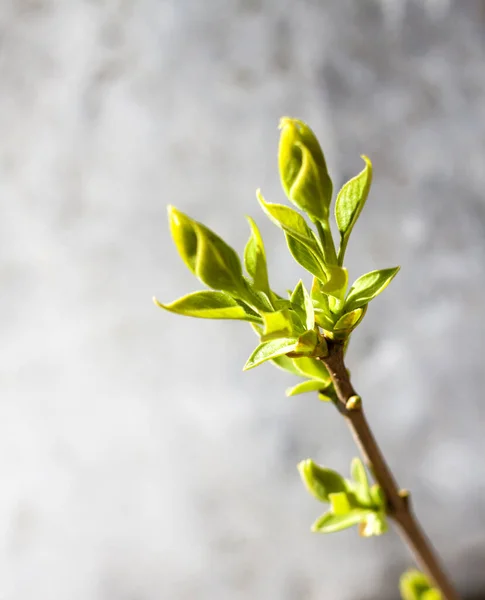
[243,338,298,371]
[358,512,388,537]
[334,307,365,332]
[399,570,441,600]
[345,267,400,312]
[154,291,261,323]
[286,380,325,397]
[311,510,368,534]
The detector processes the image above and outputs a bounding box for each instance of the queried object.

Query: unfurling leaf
[244,217,272,301]
[312,510,369,534]
[335,155,372,250]
[290,280,315,330]
[279,118,333,221]
[293,329,320,355]
[400,570,442,600]
[334,307,366,334]
[345,267,400,312]
[297,459,347,503]
[261,309,295,341]
[243,338,298,371]
[168,206,245,297]
[286,380,326,397]
[154,292,261,323]
[319,265,348,301]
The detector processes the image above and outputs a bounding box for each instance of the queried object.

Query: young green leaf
[334,307,366,333]
[286,380,326,397]
[244,217,273,302]
[291,357,331,383]
[271,355,302,376]
[312,510,369,534]
[279,117,332,222]
[399,570,441,600]
[335,155,372,263]
[261,309,295,341]
[243,338,298,371]
[370,484,387,510]
[154,291,262,323]
[298,459,347,503]
[168,206,247,298]
[293,329,319,356]
[345,267,400,312]
[290,280,315,331]
[285,234,328,282]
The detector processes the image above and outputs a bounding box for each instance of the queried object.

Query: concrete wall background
[0,1,484,598]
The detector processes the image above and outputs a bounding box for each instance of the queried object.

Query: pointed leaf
[285,234,328,282]
[349,458,372,507]
[244,217,272,300]
[261,309,295,341]
[335,155,372,243]
[154,292,261,323]
[312,510,368,534]
[290,280,315,331]
[345,267,400,312]
[286,380,325,397]
[370,484,387,510]
[298,459,347,503]
[243,338,298,371]
[334,307,365,332]
[279,117,332,220]
[292,357,331,383]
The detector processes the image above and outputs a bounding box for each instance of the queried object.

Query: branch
[320,339,461,600]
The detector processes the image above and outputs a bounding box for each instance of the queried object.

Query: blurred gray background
[1,0,484,598]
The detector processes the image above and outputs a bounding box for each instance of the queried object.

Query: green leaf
[290,280,315,330]
[286,380,326,397]
[312,510,368,534]
[261,309,295,341]
[399,570,440,600]
[293,329,319,355]
[154,291,262,323]
[279,118,332,221]
[291,357,331,383]
[285,234,328,282]
[168,206,246,297]
[329,492,352,515]
[335,155,372,261]
[270,355,302,376]
[319,265,348,301]
[370,484,387,510]
[244,217,272,301]
[334,307,366,333]
[243,338,298,371]
[345,267,400,312]
[298,459,347,503]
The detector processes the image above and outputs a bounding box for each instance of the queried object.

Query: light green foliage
[299,457,388,537]
[400,570,442,600]
[345,267,400,312]
[154,292,261,323]
[278,117,332,221]
[159,117,399,394]
[335,155,372,264]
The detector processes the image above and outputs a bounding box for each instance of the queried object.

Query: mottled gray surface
[1,0,485,599]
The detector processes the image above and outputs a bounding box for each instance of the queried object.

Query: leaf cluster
[156,117,400,398]
[298,457,388,537]
[400,570,442,600]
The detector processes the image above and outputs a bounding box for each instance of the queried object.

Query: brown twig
[320,339,461,600]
